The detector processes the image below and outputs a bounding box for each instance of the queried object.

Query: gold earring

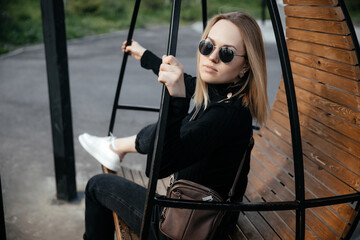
[239,69,247,78]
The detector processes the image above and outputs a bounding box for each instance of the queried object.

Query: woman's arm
[123,41,196,98]
[141,51,196,98]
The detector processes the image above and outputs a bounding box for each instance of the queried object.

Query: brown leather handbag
[159,140,251,240]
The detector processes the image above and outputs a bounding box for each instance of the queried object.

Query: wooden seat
[105,0,360,239]
[239,0,359,239]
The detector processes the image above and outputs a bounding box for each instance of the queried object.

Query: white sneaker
[78,133,121,171]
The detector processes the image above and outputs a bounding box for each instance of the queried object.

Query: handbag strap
[227,137,254,201]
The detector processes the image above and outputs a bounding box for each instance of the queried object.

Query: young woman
[80,12,268,240]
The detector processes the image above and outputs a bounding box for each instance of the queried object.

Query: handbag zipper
[171,181,223,202]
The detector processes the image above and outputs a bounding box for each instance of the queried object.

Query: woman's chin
[200,72,219,84]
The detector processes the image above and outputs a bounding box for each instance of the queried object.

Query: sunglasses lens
[219,47,234,63]
[199,40,213,56]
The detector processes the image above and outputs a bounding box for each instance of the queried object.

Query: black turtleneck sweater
[139,50,252,200]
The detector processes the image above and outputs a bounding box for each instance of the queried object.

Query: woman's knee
[85,174,109,199]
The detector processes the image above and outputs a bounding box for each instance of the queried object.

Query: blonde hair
[194,12,268,126]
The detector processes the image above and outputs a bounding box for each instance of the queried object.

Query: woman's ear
[239,64,250,78]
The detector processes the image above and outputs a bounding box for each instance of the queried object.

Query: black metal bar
[0,177,6,240]
[266,1,305,239]
[140,0,181,239]
[108,0,141,135]
[262,0,266,24]
[201,0,207,30]
[304,192,360,209]
[337,2,360,238]
[154,192,360,212]
[40,0,77,201]
[117,104,159,112]
[344,200,360,240]
[155,197,299,211]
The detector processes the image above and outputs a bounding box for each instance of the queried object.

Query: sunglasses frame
[198,39,246,63]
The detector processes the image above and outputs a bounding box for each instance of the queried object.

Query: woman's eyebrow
[207,36,237,50]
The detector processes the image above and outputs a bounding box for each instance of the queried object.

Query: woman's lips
[202,65,217,73]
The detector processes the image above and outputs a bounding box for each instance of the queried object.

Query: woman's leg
[79,123,157,171]
[111,135,137,162]
[83,174,152,240]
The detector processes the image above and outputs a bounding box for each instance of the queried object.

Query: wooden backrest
[244,0,360,239]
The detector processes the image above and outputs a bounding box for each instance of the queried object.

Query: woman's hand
[158,55,186,98]
[122,40,146,61]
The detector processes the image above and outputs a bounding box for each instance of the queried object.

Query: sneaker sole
[78,134,120,171]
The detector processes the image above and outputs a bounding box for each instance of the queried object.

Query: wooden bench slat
[291,74,359,117]
[283,0,338,6]
[251,145,349,237]
[245,183,295,239]
[270,105,360,175]
[263,117,357,196]
[261,120,353,197]
[138,170,149,186]
[273,99,360,176]
[252,136,296,191]
[228,223,248,240]
[290,62,359,94]
[251,149,295,201]
[279,82,360,126]
[272,101,360,162]
[286,17,349,35]
[254,133,356,222]
[118,217,137,240]
[130,169,145,187]
[289,51,360,81]
[276,90,360,143]
[308,206,353,239]
[248,170,332,239]
[286,28,354,49]
[235,212,264,240]
[284,5,345,21]
[287,39,359,65]
[120,166,133,181]
[247,171,297,229]
[254,133,354,214]
[304,209,341,239]
[340,206,360,238]
[242,197,282,240]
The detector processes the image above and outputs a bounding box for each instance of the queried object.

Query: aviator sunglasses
[198,39,246,63]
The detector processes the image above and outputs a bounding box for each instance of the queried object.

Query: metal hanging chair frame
[106,0,360,239]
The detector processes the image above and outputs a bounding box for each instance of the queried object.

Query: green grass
[1,0,359,55]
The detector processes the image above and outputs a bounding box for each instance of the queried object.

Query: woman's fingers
[121,40,146,61]
[158,55,186,98]
[162,55,183,69]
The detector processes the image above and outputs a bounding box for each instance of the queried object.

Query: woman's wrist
[139,48,146,59]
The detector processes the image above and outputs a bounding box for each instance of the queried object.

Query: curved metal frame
[108,0,360,239]
[338,1,360,238]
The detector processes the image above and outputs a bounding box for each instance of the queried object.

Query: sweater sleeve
[140,50,197,98]
[145,101,252,178]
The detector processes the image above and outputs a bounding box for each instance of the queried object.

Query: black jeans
[83,174,168,240]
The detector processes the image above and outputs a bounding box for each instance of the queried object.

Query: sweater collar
[208,82,242,103]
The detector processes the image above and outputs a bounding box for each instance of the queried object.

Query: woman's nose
[208,48,220,63]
